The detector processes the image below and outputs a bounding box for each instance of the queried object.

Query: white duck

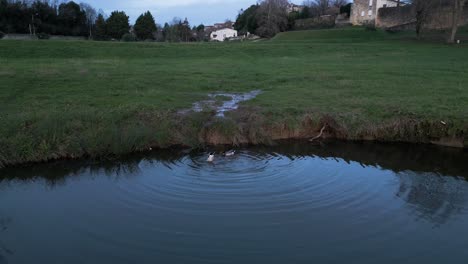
[223,150,236,157]
[207,152,215,162]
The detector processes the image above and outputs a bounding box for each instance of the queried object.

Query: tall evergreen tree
[94,13,107,40]
[162,22,170,41]
[134,11,157,40]
[179,18,192,42]
[106,10,129,40]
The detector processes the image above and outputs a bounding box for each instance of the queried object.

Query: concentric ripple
[1,143,468,264]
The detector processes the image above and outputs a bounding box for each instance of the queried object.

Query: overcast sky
[83,0,302,26]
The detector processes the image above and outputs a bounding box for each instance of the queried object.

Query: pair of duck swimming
[207,150,235,162]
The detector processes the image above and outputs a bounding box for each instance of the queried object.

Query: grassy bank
[1,27,467,167]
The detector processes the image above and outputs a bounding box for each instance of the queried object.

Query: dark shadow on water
[1,141,467,226]
[0,148,187,187]
[254,140,468,179]
[1,141,467,182]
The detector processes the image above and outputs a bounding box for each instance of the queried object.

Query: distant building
[350,0,399,25]
[287,3,304,14]
[214,21,233,29]
[210,28,238,41]
[205,21,234,33]
[205,21,236,41]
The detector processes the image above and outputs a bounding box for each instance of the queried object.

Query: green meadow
[1,27,467,166]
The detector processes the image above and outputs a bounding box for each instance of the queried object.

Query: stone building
[350,0,399,25]
[376,4,468,30]
[287,3,305,14]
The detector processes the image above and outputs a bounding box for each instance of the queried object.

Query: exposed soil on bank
[195,110,466,148]
[0,107,466,169]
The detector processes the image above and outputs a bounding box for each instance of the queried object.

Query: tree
[448,0,467,43]
[80,2,97,38]
[330,0,349,8]
[299,5,312,19]
[287,11,300,30]
[194,24,206,41]
[303,0,349,16]
[162,22,171,41]
[313,0,330,16]
[340,3,352,16]
[57,1,87,36]
[31,1,59,35]
[94,13,107,40]
[134,11,157,40]
[1,1,33,34]
[106,11,130,40]
[234,4,260,35]
[0,0,6,32]
[179,18,192,42]
[256,0,289,38]
[411,0,439,38]
[0,0,101,36]
[162,18,184,42]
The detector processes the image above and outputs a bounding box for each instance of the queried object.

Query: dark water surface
[1,141,468,264]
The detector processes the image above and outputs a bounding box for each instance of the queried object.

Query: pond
[1,141,468,264]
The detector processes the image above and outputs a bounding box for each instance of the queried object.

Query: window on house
[361,11,365,17]
[368,10,373,16]
[369,0,372,7]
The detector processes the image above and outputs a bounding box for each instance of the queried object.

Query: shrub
[121,33,137,42]
[37,33,50,39]
[0,31,5,39]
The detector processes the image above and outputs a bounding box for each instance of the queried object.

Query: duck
[207,152,215,162]
[223,150,236,157]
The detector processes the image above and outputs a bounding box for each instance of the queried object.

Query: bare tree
[410,0,466,42]
[256,0,289,38]
[303,0,348,16]
[411,0,439,38]
[448,0,467,43]
[80,2,97,38]
[314,0,330,15]
[330,0,348,8]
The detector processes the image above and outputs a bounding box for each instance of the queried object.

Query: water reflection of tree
[0,149,187,188]
[1,141,467,189]
[395,171,468,226]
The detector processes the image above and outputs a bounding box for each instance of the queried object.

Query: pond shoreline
[1,111,465,169]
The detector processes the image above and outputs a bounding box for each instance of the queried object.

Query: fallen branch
[309,125,327,142]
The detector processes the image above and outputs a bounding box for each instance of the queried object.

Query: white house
[210,28,238,42]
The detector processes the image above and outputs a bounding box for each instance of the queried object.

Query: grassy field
[1,27,467,167]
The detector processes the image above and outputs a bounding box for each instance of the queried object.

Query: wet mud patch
[180,90,261,117]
